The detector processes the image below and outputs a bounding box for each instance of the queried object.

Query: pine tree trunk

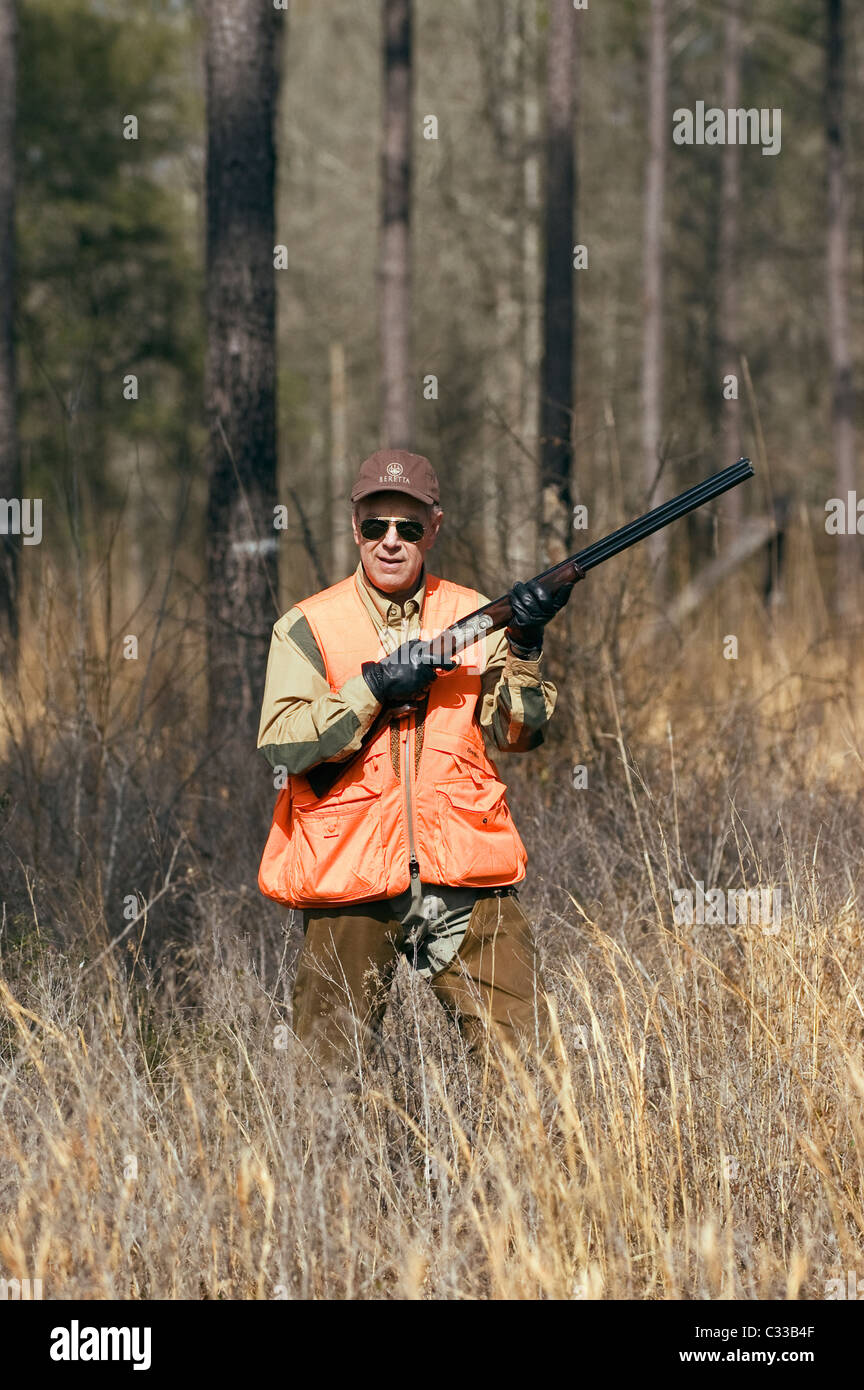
[329,341,352,579]
[0,0,19,668]
[641,0,667,566]
[539,0,577,568]
[379,0,413,449]
[483,0,521,585]
[514,0,541,576]
[826,0,857,613]
[204,0,283,748]
[718,6,742,528]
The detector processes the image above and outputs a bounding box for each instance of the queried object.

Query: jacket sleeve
[475,596,559,752]
[257,608,382,775]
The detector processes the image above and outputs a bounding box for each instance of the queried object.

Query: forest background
[0,0,862,1303]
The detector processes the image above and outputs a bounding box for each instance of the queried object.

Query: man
[257,449,573,1074]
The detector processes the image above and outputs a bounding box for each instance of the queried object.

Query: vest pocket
[435,776,525,884]
[288,788,385,903]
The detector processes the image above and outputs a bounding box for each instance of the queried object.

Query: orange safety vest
[258,571,528,907]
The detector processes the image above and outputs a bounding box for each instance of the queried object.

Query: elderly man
[257,449,573,1073]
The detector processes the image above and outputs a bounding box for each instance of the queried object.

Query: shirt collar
[355,560,426,627]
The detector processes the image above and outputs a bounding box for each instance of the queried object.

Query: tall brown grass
[1,533,863,1299]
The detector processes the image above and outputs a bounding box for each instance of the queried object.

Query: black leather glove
[505,576,576,654]
[361,639,457,706]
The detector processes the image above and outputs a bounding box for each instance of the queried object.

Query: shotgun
[306,457,754,798]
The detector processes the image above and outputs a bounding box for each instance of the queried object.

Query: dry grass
[1,548,864,1300]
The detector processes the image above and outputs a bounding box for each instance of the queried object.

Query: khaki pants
[292,889,548,1074]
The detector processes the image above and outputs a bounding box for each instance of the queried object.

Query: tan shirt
[257,561,558,775]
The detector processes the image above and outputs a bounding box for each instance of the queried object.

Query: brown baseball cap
[350,449,439,506]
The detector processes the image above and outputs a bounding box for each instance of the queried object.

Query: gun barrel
[559,456,754,577]
[440,458,755,657]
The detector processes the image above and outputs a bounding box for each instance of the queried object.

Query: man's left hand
[505,576,575,653]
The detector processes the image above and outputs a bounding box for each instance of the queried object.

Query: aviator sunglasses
[359,516,427,543]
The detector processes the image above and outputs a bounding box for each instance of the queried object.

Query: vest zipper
[398,604,422,884]
[400,713,420,882]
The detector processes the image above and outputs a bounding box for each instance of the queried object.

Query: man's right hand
[361,639,457,706]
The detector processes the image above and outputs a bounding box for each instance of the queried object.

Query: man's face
[352,491,442,595]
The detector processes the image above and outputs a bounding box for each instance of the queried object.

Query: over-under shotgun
[306,457,754,797]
